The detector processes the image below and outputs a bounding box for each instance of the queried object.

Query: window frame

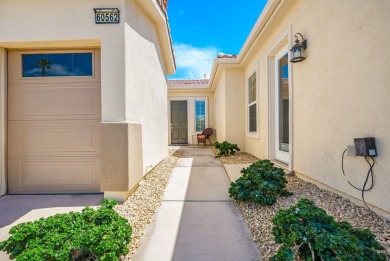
[265,28,294,170]
[246,68,259,138]
[194,99,207,133]
[19,50,95,79]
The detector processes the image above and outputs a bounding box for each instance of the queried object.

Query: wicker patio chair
[197,128,213,146]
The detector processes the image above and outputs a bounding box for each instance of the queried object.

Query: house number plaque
[94,8,120,24]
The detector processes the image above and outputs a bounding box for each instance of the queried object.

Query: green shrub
[271,198,386,261]
[214,141,240,158]
[228,160,292,205]
[0,199,132,261]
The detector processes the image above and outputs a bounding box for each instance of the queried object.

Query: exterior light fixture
[290,33,307,63]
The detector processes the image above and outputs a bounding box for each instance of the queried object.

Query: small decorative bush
[228,160,292,205]
[214,141,240,158]
[0,199,132,261]
[271,198,387,261]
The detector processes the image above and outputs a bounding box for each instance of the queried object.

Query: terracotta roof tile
[167,79,209,85]
[217,52,237,58]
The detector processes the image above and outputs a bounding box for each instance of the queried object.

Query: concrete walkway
[133,146,261,261]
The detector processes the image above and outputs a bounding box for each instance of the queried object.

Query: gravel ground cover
[215,150,390,260]
[212,147,260,164]
[115,147,183,260]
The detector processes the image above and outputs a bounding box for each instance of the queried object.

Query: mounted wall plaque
[94,8,120,24]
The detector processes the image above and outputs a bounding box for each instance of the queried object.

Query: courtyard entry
[170,100,188,144]
[7,50,101,193]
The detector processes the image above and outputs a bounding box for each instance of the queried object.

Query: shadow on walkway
[0,194,103,228]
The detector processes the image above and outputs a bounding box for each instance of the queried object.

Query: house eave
[134,0,176,74]
[236,0,282,64]
[208,0,284,91]
[209,57,240,92]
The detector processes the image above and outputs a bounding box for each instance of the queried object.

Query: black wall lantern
[290,33,307,63]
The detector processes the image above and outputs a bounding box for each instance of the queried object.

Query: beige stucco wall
[168,90,215,145]
[229,0,390,215]
[225,69,246,150]
[214,71,227,142]
[101,122,143,201]
[124,1,168,173]
[212,69,246,150]
[0,0,172,197]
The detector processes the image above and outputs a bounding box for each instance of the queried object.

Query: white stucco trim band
[0,39,101,49]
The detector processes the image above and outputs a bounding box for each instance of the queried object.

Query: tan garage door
[7,50,101,193]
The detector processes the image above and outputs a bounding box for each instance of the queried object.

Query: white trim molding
[168,96,209,145]
[168,97,190,145]
[194,99,208,133]
[267,27,294,171]
[0,48,7,196]
[246,64,260,139]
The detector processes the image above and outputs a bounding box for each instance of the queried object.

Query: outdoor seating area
[197,128,214,146]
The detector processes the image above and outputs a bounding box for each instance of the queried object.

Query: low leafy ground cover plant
[214,141,240,158]
[271,198,387,261]
[228,160,292,205]
[0,199,132,261]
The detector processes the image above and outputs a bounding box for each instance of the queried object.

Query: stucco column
[100,36,127,122]
[101,122,144,202]
[225,69,246,150]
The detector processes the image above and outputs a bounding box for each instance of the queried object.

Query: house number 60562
[94,8,120,24]
[96,13,118,22]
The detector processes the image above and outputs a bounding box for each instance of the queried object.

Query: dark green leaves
[214,141,240,158]
[228,160,292,206]
[270,199,387,261]
[0,199,132,260]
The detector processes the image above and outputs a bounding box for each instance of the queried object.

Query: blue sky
[167,0,267,79]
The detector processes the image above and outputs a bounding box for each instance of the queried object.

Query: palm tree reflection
[35,58,51,77]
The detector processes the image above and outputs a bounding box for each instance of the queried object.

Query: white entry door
[274,47,290,163]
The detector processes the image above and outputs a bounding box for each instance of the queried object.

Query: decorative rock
[114,148,182,260]
[222,153,390,260]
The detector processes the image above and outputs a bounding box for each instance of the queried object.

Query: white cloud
[49,64,70,75]
[26,67,42,75]
[172,43,218,79]
[26,64,70,76]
